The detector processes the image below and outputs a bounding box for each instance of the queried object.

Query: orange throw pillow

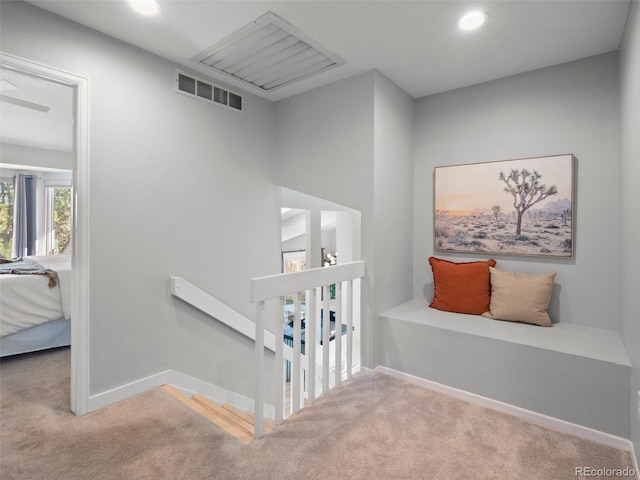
[428,257,496,315]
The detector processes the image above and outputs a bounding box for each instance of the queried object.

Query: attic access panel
[194,12,344,93]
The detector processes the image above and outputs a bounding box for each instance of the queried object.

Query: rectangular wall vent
[175,70,243,112]
[194,12,344,93]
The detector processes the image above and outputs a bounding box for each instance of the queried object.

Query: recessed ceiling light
[457,11,488,31]
[128,0,162,16]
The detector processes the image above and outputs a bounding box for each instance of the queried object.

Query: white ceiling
[5,0,628,153]
[0,68,74,152]
[26,0,630,101]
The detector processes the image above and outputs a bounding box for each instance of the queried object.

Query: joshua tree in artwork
[499,168,558,236]
[491,205,501,222]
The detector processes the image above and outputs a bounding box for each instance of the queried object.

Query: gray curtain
[11,174,36,258]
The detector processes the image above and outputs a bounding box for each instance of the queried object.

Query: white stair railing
[169,277,306,368]
[250,261,365,439]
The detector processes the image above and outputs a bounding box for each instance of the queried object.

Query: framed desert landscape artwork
[434,154,575,258]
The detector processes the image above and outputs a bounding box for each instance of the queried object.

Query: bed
[0,255,71,357]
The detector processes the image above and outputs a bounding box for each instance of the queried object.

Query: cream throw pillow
[482,267,556,327]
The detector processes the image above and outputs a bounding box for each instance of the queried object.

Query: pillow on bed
[482,267,555,327]
[428,257,496,315]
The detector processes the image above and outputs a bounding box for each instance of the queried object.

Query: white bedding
[0,255,71,337]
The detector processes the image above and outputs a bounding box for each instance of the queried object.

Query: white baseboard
[375,366,635,454]
[83,362,640,473]
[87,369,274,418]
[88,370,171,411]
[359,365,375,376]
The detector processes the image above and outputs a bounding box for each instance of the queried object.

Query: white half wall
[413,52,621,330]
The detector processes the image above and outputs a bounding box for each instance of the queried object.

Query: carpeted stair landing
[0,347,636,480]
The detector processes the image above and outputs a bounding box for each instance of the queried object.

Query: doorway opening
[1,53,90,415]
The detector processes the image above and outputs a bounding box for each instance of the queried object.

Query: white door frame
[1,52,90,415]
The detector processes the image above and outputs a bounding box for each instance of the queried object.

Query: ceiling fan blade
[0,79,19,92]
[0,94,50,113]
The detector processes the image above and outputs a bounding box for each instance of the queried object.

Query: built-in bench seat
[378,299,631,439]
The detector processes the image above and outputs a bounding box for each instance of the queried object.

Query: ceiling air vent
[175,70,242,111]
[194,12,344,93]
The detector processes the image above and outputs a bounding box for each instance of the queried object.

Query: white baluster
[322,285,330,394]
[275,296,284,424]
[334,281,342,387]
[346,279,353,380]
[307,287,317,403]
[254,300,265,439]
[292,291,302,413]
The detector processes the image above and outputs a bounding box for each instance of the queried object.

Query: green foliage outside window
[0,181,14,258]
[0,182,71,258]
[53,188,71,254]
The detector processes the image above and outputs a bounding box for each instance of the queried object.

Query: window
[0,179,14,258]
[45,185,71,254]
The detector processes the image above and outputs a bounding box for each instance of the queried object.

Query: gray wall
[413,52,620,329]
[274,71,414,368]
[372,73,415,364]
[620,0,640,464]
[275,72,377,366]
[274,72,376,214]
[1,1,281,398]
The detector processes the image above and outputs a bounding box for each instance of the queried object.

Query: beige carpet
[0,347,635,480]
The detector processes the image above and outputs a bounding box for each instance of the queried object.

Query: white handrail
[171,277,275,349]
[250,261,365,302]
[169,276,305,366]
[251,261,365,439]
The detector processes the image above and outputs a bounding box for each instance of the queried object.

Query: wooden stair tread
[162,386,253,443]
[221,403,275,431]
[221,403,254,423]
[192,395,255,437]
